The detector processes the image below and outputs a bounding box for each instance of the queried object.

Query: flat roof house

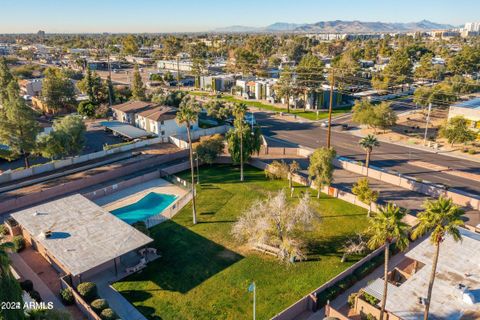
[448,98,480,131]
[10,194,153,286]
[355,228,480,320]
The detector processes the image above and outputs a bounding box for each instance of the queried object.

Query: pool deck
[94,178,187,212]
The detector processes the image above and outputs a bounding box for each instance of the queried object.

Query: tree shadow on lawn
[135,306,163,320]
[305,235,353,261]
[194,164,268,184]
[116,220,244,295]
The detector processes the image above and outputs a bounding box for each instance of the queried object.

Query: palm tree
[233,103,248,182]
[412,196,464,320]
[359,134,379,176]
[176,95,201,224]
[367,203,410,320]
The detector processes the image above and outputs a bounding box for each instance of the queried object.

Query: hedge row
[315,243,399,308]
[75,282,118,320]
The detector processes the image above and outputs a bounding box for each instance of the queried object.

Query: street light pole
[423,103,432,146]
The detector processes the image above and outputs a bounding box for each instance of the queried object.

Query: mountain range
[213,20,454,33]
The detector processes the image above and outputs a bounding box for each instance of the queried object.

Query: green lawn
[189,91,351,121]
[113,165,369,320]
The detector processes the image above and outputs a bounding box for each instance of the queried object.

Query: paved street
[255,111,480,196]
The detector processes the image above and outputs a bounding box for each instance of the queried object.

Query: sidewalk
[88,273,148,320]
[349,129,480,165]
[9,252,65,310]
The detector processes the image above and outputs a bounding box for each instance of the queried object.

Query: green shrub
[325,285,341,300]
[91,298,109,314]
[337,274,357,291]
[468,149,477,155]
[353,260,376,279]
[362,292,380,305]
[20,279,34,292]
[76,282,98,302]
[30,290,42,302]
[100,308,117,320]
[60,288,74,305]
[12,235,25,252]
[360,313,377,320]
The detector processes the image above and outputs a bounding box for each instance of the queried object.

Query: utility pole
[423,103,432,146]
[176,55,180,88]
[326,68,335,148]
[107,48,113,107]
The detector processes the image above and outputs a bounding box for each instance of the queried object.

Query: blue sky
[1,0,477,33]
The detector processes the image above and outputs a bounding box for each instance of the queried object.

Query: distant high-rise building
[37,30,46,37]
[464,22,480,32]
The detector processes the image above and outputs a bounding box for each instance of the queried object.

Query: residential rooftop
[111,100,153,113]
[138,105,177,122]
[11,194,153,277]
[385,228,480,320]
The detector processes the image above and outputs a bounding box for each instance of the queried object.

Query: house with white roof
[354,228,480,320]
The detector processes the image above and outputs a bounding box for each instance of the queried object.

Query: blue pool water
[111,192,177,224]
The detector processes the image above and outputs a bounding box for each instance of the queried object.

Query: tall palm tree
[359,134,379,176]
[412,196,464,320]
[176,95,201,224]
[367,203,410,320]
[233,103,248,182]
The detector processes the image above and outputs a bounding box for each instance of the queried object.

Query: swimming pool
[110,192,177,224]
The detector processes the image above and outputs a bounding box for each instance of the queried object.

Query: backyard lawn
[113,165,369,320]
[189,91,351,121]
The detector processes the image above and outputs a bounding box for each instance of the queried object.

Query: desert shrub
[12,235,25,252]
[100,308,117,320]
[0,224,6,235]
[468,149,477,155]
[348,292,358,308]
[60,288,74,305]
[76,282,97,302]
[91,298,109,313]
[20,279,34,292]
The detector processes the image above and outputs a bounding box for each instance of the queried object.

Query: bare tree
[232,190,318,263]
[341,233,368,263]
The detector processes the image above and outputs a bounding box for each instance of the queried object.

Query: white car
[320,121,329,128]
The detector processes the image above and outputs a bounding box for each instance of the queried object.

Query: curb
[349,130,480,164]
